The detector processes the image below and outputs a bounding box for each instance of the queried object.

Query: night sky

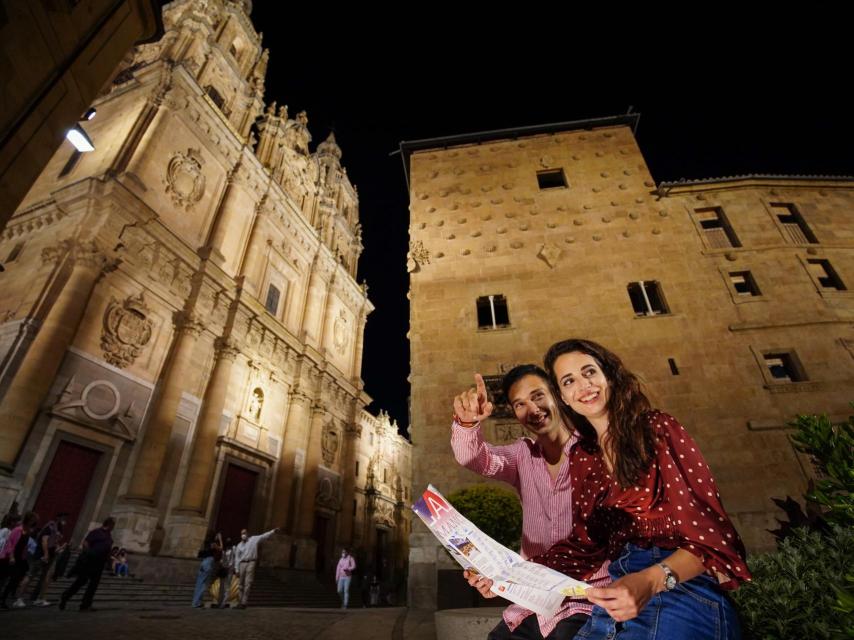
[245,6,853,435]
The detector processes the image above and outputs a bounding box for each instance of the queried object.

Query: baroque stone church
[0,0,411,581]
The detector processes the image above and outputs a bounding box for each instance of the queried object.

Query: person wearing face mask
[451,367,611,640]
[524,339,750,640]
[233,526,282,609]
[335,548,356,609]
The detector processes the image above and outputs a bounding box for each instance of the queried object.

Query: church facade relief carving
[100,294,154,368]
[165,148,206,210]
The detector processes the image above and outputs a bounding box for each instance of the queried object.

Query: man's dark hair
[102,517,116,529]
[501,364,550,403]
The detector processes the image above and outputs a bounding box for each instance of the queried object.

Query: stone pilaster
[0,241,109,474]
[162,337,240,556]
[119,310,204,551]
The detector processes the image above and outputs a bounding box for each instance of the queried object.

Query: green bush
[732,524,854,639]
[447,484,523,551]
[788,411,854,529]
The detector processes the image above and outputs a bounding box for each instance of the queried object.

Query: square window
[476,295,510,329]
[729,271,761,296]
[807,259,846,291]
[763,352,807,382]
[264,284,281,315]
[627,281,670,316]
[771,203,818,244]
[694,207,741,248]
[536,169,567,190]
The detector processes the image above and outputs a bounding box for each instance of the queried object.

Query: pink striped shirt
[451,420,611,637]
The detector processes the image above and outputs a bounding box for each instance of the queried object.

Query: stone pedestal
[260,533,292,568]
[408,530,440,609]
[435,608,504,640]
[0,475,22,516]
[112,502,161,554]
[160,512,209,558]
[292,536,317,570]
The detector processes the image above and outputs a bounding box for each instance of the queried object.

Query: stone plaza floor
[1,605,438,640]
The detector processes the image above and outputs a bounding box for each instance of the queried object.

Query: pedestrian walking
[335,548,356,609]
[59,517,115,612]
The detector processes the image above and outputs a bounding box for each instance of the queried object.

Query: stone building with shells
[0,0,411,581]
[401,116,854,608]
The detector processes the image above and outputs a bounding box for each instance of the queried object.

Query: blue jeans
[576,544,741,640]
[337,576,351,608]
[192,557,215,607]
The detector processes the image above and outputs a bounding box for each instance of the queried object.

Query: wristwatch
[657,562,678,591]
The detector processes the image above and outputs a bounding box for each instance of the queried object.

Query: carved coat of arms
[165,148,206,210]
[101,294,153,368]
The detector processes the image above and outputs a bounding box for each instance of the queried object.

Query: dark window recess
[355,460,359,477]
[264,284,281,314]
[807,259,846,290]
[6,242,25,263]
[763,352,806,382]
[353,500,357,515]
[536,169,568,190]
[694,208,741,248]
[476,295,510,329]
[729,271,761,296]
[59,150,83,178]
[206,86,227,112]
[627,281,670,316]
[481,374,513,419]
[668,358,679,375]
[772,203,818,244]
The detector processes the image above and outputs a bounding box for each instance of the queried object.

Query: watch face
[665,574,677,590]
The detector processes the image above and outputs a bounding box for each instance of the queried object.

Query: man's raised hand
[453,373,494,425]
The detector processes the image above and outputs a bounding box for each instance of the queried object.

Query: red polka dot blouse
[533,410,751,589]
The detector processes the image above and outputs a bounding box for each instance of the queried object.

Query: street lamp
[65,108,97,152]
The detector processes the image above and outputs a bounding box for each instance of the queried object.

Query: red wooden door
[31,441,102,542]
[214,463,258,542]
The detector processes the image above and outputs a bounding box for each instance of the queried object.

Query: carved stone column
[202,159,244,267]
[177,337,239,511]
[123,311,204,503]
[337,418,361,547]
[274,390,311,535]
[351,311,368,382]
[161,337,240,556]
[292,403,327,569]
[0,241,109,472]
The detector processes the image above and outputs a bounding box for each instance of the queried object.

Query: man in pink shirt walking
[452,367,610,640]
[335,548,356,609]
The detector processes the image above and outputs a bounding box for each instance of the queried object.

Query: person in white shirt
[233,527,281,609]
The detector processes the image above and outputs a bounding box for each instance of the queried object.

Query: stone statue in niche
[248,387,264,421]
[332,309,349,356]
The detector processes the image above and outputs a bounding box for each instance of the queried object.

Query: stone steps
[37,562,341,608]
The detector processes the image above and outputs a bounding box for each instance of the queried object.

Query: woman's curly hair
[544,338,655,488]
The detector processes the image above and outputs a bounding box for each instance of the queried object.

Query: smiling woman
[533,338,751,640]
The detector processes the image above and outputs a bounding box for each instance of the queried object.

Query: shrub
[732,525,854,639]
[788,411,854,529]
[447,484,523,551]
